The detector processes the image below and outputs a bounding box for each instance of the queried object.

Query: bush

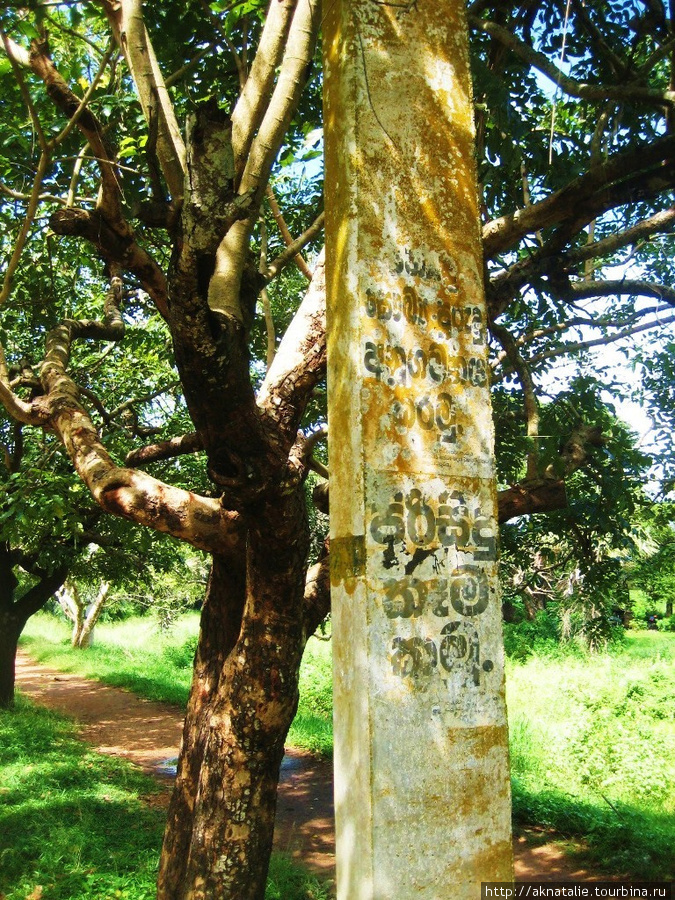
[502,611,562,660]
[162,635,199,669]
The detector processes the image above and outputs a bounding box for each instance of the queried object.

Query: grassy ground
[21,612,333,753]
[21,615,675,880]
[0,698,331,900]
[507,631,675,880]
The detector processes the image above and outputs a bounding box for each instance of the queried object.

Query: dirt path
[15,651,605,884]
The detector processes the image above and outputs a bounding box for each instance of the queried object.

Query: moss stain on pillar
[324,1,513,898]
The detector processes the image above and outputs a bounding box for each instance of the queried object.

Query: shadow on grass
[0,700,163,900]
[1,698,334,900]
[512,778,675,881]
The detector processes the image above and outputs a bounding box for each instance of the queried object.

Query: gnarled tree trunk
[158,488,311,900]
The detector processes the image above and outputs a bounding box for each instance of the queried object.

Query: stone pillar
[323,2,513,898]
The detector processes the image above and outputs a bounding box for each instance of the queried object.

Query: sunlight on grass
[22,613,198,706]
[506,631,675,879]
[1,698,334,900]
[22,613,335,754]
[0,698,163,900]
[20,615,675,879]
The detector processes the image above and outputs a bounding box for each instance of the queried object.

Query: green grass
[22,612,334,754]
[0,698,332,900]
[22,613,198,706]
[506,631,675,880]
[0,698,164,900]
[21,614,675,880]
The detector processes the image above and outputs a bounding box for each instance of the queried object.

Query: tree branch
[490,321,540,479]
[469,14,675,108]
[483,134,675,259]
[257,249,326,449]
[101,0,186,200]
[230,0,298,181]
[265,207,325,282]
[208,0,321,320]
[9,273,242,553]
[125,433,203,467]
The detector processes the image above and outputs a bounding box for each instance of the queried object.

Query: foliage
[496,378,652,644]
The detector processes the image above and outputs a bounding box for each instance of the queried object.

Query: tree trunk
[666,598,673,618]
[158,491,310,900]
[0,612,23,709]
[77,582,110,648]
[0,544,68,707]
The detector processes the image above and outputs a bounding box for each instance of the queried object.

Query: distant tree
[1,2,675,897]
[633,503,675,619]
[0,406,190,705]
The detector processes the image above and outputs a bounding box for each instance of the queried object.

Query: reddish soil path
[15,651,604,885]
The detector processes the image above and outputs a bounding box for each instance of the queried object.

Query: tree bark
[0,612,23,709]
[0,544,67,707]
[158,487,310,900]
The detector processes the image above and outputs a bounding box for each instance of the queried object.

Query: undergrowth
[507,632,675,880]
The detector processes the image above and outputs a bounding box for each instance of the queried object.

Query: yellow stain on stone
[324,1,513,898]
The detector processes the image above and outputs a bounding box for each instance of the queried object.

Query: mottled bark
[158,486,310,900]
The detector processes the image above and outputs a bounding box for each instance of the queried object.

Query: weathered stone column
[323,2,513,898]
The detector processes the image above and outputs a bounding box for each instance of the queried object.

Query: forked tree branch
[230,0,298,181]
[208,0,321,320]
[101,0,186,200]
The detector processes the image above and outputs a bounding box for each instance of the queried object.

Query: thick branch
[569,278,675,307]
[483,134,675,259]
[125,433,203,467]
[208,0,321,320]
[566,205,675,266]
[101,0,186,200]
[230,0,297,182]
[21,275,241,553]
[497,479,568,523]
[257,249,326,448]
[50,207,168,316]
[487,205,675,318]
[303,552,331,638]
[469,14,675,108]
[15,566,69,625]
